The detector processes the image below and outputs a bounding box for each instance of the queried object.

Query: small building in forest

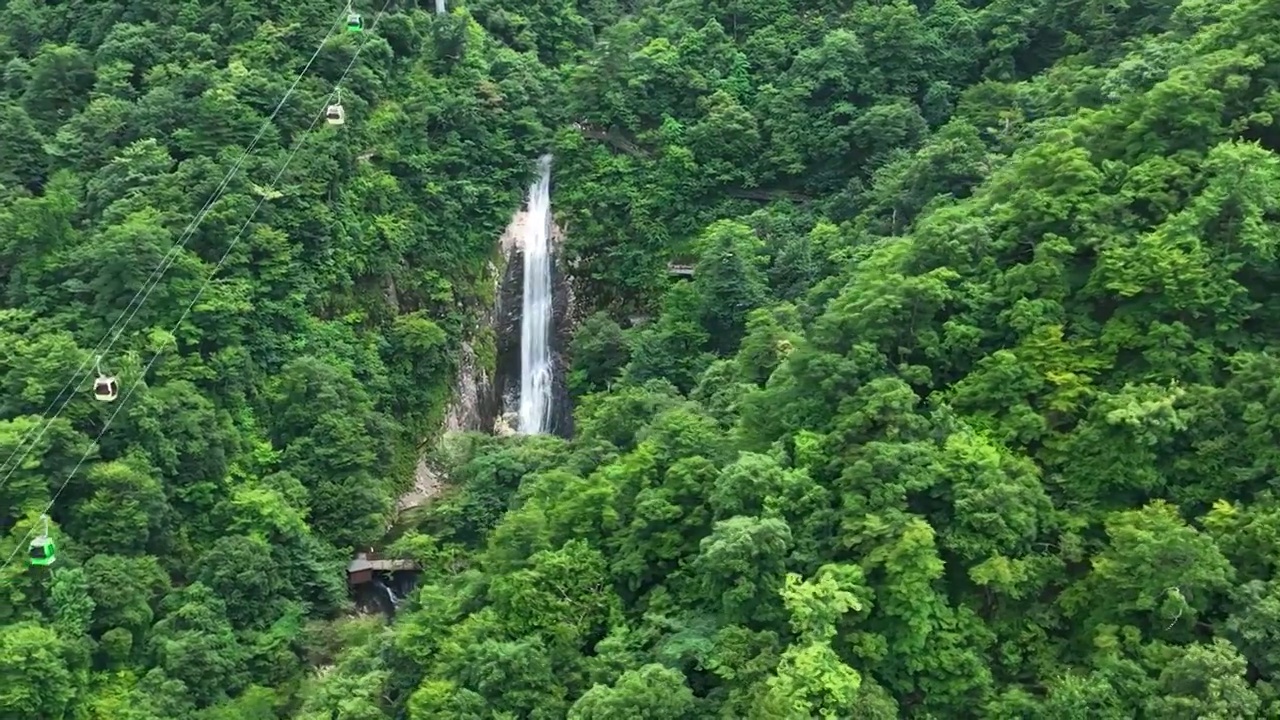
[347,549,421,621]
[347,550,419,587]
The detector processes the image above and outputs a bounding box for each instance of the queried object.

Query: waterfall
[434,0,445,14]
[518,155,554,435]
[370,577,399,619]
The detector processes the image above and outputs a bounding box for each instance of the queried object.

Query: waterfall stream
[518,155,554,435]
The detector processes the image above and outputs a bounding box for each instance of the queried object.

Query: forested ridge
[2,0,1280,717]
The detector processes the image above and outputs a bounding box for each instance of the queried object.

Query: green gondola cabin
[29,536,56,566]
[347,13,363,32]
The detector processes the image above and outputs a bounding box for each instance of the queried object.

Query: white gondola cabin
[93,375,118,402]
[92,356,119,402]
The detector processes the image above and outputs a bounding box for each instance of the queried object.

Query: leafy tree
[567,312,629,397]
[567,663,698,719]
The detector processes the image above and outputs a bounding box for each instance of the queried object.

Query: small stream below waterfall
[371,576,399,618]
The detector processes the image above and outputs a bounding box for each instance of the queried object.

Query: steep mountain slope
[307,0,1280,717]
[0,2,554,716]
[4,0,1280,717]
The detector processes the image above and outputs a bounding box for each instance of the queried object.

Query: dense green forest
[3,0,1280,716]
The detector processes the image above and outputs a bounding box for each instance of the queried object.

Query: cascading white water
[518,154,554,435]
[434,0,445,14]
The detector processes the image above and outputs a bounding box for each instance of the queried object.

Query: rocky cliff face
[398,335,498,513]
[397,254,506,513]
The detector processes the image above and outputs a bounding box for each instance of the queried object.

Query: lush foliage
[326,0,1280,717]
[6,0,1280,717]
[0,0,554,716]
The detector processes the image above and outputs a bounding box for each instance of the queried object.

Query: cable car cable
[0,0,393,576]
[0,7,351,496]
[0,7,349,487]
